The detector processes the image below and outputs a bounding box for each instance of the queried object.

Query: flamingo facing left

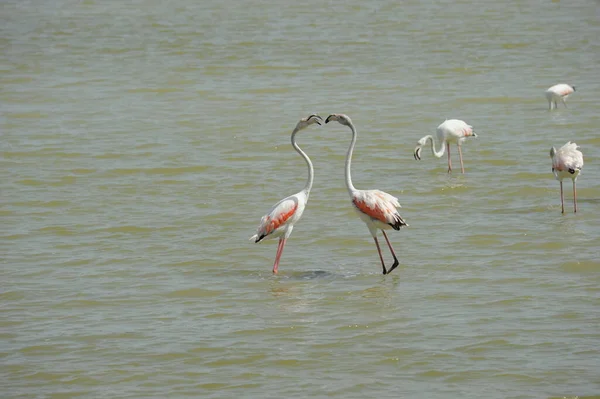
[550,141,584,213]
[250,114,322,274]
[325,113,408,275]
[414,119,477,174]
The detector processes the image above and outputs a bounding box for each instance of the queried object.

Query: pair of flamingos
[250,114,476,275]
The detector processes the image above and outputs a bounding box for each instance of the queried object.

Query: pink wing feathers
[352,190,407,230]
[461,123,474,137]
[548,84,574,97]
[251,197,299,243]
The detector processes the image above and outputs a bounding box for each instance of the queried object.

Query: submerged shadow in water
[283,270,337,280]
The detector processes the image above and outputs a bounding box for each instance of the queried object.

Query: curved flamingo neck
[425,135,446,158]
[345,121,358,194]
[291,127,314,197]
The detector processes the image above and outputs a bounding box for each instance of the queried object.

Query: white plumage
[414,119,477,174]
[250,114,322,273]
[549,141,584,213]
[545,83,576,110]
[326,113,407,275]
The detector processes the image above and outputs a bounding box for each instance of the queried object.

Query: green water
[2,1,599,398]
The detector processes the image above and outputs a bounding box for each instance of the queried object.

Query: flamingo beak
[325,115,335,124]
[414,147,422,160]
[308,114,322,125]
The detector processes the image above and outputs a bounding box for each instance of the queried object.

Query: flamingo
[545,84,576,110]
[250,114,322,273]
[413,119,477,174]
[550,142,584,214]
[325,113,408,275]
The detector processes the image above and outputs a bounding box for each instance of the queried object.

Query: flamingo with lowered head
[250,114,322,273]
[550,141,584,214]
[545,84,576,110]
[326,113,408,275]
[414,119,477,174]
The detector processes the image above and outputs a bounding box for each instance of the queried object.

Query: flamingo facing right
[550,142,584,213]
[545,84,576,110]
[325,113,408,275]
[250,114,322,273]
[414,119,477,174]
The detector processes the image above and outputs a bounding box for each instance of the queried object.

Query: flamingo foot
[387,259,400,274]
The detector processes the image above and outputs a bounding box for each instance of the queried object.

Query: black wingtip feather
[389,214,408,231]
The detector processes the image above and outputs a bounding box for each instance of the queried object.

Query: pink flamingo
[550,142,584,213]
[250,114,322,273]
[325,114,408,275]
[545,84,576,110]
[413,119,477,174]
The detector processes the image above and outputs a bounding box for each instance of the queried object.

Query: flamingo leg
[457,145,465,174]
[381,230,400,274]
[272,238,286,274]
[562,98,567,108]
[560,181,565,214]
[447,142,452,173]
[573,180,577,213]
[373,236,387,275]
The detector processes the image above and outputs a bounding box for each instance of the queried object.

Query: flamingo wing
[553,142,583,172]
[352,190,407,230]
[460,123,474,137]
[251,195,300,243]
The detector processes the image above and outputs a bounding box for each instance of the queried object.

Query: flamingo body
[545,84,575,110]
[352,190,406,234]
[250,193,304,243]
[550,141,583,213]
[250,114,322,273]
[414,119,477,173]
[326,113,407,275]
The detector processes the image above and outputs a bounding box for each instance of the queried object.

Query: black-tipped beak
[308,114,323,125]
[325,115,334,124]
[414,147,421,161]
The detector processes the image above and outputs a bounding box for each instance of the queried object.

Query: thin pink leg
[560,181,564,214]
[573,180,577,213]
[382,230,400,274]
[457,145,465,174]
[272,238,286,274]
[373,237,387,275]
[447,142,452,173]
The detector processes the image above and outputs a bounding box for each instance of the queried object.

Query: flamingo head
[296,114,323,130]
[325,113,352,126]
[413,136,430,160]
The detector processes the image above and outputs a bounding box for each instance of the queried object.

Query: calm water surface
[2,1,600,398]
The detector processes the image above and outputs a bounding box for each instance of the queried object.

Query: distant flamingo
[545,84,576,110]
[250,114,322,273]
[413,119,477,174]
[550,142,584,213]
[325,114,408,275]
